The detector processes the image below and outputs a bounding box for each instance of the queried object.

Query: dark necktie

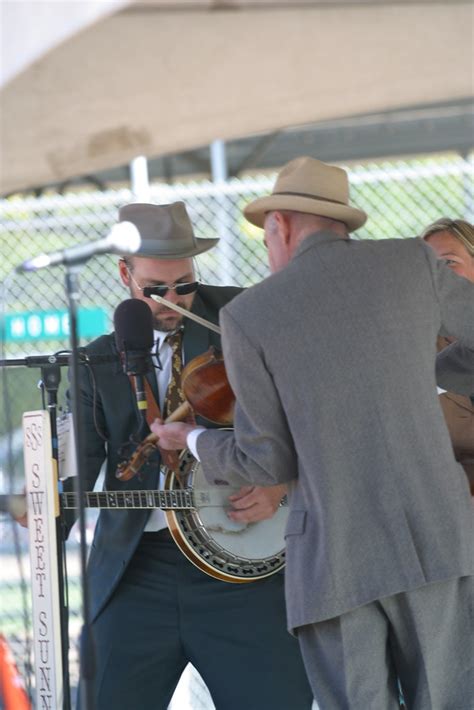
[164,330,186,418]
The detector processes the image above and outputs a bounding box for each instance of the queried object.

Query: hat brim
[244,195,367,232]
[135,237,219,259]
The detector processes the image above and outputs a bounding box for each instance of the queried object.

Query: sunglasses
[143,282,199,299]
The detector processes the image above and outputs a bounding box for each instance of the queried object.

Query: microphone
[114,299,154,418]
[16,221,141,272]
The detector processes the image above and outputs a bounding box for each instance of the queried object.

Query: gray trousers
[297,576,473,710]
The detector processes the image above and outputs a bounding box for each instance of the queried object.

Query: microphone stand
[0,353,118,369]
[0,352,117,710]
[2,355,73,710]
[9,230,140,710]
[64,264,95,710]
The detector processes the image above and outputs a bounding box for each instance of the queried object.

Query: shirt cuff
[186,427,206,460]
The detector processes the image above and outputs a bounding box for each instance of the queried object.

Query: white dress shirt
[144,329,205,531]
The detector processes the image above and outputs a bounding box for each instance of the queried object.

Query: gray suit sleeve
[421,241,474,394]
[436,342,474,396]
[197,308,297,487]
[422,241,474,346]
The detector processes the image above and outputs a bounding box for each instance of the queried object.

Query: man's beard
[153,302,188,332]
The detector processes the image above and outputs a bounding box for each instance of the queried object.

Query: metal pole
[130,156,150,202]
[461,150,474,221]
[210,140,228,183]
[65,265,95,710]
[210,140,236,284]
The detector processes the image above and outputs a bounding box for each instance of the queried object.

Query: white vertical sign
[23,410,63,710]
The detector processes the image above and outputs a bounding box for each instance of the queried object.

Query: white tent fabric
[1,1,473,195]
[0,1,129,88]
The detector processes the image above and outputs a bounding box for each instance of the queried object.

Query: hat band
[139,237,196,250]
[273,191,347,207]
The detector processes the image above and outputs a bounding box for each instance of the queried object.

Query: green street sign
[2,307,108,342]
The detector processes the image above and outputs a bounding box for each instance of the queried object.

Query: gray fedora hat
[118,201,219,258]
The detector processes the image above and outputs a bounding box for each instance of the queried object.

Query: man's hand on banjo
[150,419,287,523]
[227,484,288,523]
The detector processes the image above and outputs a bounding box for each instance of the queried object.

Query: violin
[116,346,235,481]
[178,346,234,426]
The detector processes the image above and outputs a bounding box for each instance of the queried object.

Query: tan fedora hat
[244,156,367,232]
[118,201,219,258]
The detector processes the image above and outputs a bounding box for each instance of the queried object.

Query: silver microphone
[16,221,141,272]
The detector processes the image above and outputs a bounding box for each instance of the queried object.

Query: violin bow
[150,293,221,335]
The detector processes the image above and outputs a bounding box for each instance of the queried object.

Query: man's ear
[274,211,292,246]
[118,259,130,287]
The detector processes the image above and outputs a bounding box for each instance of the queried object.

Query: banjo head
[165,449,287,583]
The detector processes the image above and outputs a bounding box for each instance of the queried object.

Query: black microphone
[114,299,154,419]
[16,222,141,272]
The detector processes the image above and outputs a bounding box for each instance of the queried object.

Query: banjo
[1,450,287,584]
[110,295,287,581]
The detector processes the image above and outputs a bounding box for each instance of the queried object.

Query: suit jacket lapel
[442,391,474,414]
[109,333,125,375]
[145,364,159,406]
[142,290,219,416]
[183,291,213,365]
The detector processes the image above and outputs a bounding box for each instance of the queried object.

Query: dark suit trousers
[86,530,313,710]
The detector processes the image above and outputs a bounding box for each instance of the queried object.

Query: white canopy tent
[0,0,473,195]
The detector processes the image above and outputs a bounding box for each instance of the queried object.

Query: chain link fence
[1,151,473,708]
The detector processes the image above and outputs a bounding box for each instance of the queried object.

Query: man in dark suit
[154,160,474,709]
[73,201,313,709]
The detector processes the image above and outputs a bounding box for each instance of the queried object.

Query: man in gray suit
[154,158,474,709]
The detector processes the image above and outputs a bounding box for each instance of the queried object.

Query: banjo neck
[0,488,221,516]
[61,489,195,510]
[1,457,288,583]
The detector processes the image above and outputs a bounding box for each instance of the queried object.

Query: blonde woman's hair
[421,218,474,256]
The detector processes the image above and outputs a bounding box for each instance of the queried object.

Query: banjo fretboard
[60,489,195,510]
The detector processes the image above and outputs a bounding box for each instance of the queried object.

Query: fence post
[210,141,237,284]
